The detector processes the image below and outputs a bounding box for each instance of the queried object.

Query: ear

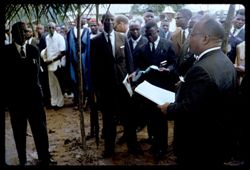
[202,34,210,45]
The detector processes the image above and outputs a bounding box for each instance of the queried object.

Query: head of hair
[11,21,25,35]
[236,8,245,16]
[115,15,129,25]
[48,22,56,28]
[178,8,192,20]
[145,9,154,13]
[101,11,114,23]
[145,20,158,30]
[129,19,142,26]
[36,24,44,29]
[200,15,225,41]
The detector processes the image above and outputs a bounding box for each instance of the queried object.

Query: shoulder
[172,28,181,37]
[91,32,103,42]
[160,38,172,47]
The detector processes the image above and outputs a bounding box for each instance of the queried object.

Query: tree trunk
[221,4,235,54]
[76,4,86,150]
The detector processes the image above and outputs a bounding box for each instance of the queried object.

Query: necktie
[107,34,113,55]
[129,39,134,51]
[232,28,236,36]
[151,42,155,54]
[20,46,26,58]
[182,30,186,44]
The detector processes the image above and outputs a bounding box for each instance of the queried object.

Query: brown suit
[171,27,184,57]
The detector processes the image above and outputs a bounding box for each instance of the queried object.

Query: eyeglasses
[190,32,203,37]
[175,17,184,20]
[48,26,55,29]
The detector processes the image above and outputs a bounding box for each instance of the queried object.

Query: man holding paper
[131,20,177,160]
[158,16,237,167]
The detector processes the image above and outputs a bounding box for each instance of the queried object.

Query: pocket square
[120,45,125,48]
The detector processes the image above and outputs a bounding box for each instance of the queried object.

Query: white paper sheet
[122,74,133,97]
[135,80,175,105]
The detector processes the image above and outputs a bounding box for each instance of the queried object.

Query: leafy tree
[130,4,184,16]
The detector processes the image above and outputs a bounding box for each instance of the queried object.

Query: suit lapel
[115,32,123,58]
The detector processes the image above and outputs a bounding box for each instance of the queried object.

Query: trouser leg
[9,110,27,165]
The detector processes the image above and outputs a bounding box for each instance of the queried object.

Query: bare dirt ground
[5,96,176,166]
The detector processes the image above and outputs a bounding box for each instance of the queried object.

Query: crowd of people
[1,7,248,168]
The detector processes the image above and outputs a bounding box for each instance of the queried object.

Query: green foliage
[130,4,184,15]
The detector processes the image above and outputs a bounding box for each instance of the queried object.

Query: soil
[5,96,176,166]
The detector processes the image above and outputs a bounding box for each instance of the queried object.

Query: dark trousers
[9,103,49,165]
[39,66,51,107]
[100,86,138,153]
[0,107,5,165]
[88,92,99,136]
[146,100,168,153]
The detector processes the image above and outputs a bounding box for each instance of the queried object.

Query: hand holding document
[134,80,175,105]
[123,74,133,97]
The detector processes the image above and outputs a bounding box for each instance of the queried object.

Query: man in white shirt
[42,22,66,109]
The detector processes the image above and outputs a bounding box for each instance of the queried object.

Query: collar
[196,46,221,61]
[132,35,142,43]
[182,28,189,38]
[152,36,160,48]
[104,30,115,37]
[15,42,27,50]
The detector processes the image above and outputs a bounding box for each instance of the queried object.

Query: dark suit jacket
[227,28,245,63]
[164,31,172,41]
[128,36,148,70]
[135,38,176,71]
[134,37,177,90]
[175,39,195,77]
[167,49,237,165]
[90,31,133,110]
[2,43,43,108]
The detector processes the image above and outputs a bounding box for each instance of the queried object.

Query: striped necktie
[20,46,26,58]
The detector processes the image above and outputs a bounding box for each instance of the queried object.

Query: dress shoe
[101,150,114,158]
[128,146,144,155]
[153,149,166,161]
[53,106,63,111]
[139,137,153,144]
[38,158,57,166]
[116,135,126,145]
[86,133,95,140]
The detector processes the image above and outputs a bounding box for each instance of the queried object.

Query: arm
[158,66,213,120]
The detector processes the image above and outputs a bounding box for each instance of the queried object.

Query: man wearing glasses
[158,15,237,167]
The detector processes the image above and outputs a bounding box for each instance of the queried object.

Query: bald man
[159,15,237,167]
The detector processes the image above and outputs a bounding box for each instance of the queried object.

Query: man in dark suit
[128,19,148,70]
[1,22,55,166]
[90,11,140,158]
[158,16,237,167]
[227,8,245,64]
[133,20,176,160]
[135,20,177,91]
[160,19,172,41]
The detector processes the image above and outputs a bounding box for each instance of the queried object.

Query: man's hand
[157,102,170,114]
[127,71,136,83]
[45,59,53,65]
[159,67,170,72]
